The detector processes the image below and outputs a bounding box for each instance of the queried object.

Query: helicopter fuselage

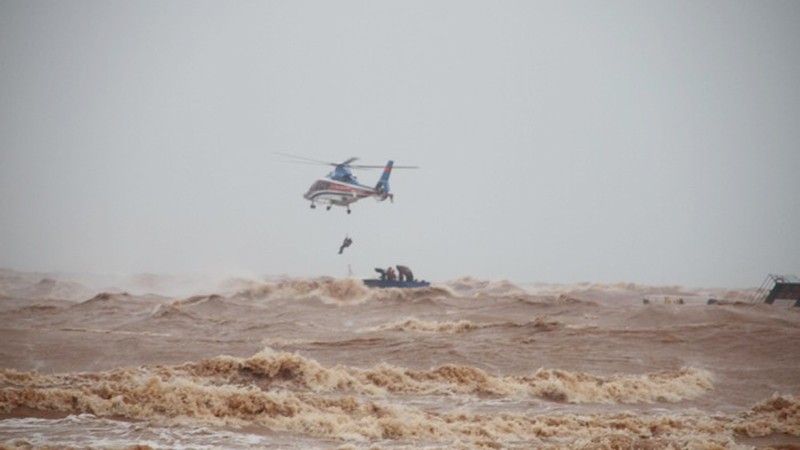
[303,177,383,208]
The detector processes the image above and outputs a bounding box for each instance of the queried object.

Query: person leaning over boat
[396,265,414,282]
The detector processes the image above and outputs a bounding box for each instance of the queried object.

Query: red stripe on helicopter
[329,183,372,194]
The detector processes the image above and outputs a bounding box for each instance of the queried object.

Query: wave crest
[445,277,526,297]
[0,352,756,447]
[368,318,488,333]
[367,316,564,334]
[231,278,372,304]
[181,348,370,394]
[229,278,455,305]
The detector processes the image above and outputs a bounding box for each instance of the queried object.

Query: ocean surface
[1,269,798,449]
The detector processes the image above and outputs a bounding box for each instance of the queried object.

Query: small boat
[362,279,430,289]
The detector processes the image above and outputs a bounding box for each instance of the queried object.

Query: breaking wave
[366,316,564,334]
[0,348,713,410]
[231,278,372,304]
[227,278,456,306]
[1,348,791,447]
[445,277,527,297]
[367,318,490,333]
[227,278,453,305]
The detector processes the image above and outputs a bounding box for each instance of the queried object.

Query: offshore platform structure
[753,274,800,306]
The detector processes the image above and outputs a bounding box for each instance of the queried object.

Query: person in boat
[386,266,397,281]
[338,236,353,254]
[396,265,414,282]
[374,267,387,281]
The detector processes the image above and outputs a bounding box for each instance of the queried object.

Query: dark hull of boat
[362,279,431,289]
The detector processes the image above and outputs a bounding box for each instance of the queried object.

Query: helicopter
[275,153,418,214]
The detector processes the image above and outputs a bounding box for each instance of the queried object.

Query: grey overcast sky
[1,1,798,287]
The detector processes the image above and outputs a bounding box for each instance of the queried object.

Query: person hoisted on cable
[338,236,353,254]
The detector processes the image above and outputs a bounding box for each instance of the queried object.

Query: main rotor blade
[274,152,419,169]
[339,157,360,166]
[273,152,337,166]
[349,164,420,169]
